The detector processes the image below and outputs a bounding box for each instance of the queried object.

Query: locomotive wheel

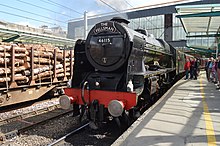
[129,108,141,120]
[89,121,99,130]
[114,117,122,134]
[114,111,132,134]
[72,104,80,117]
[123,112,131,127]
[79,105,87,122]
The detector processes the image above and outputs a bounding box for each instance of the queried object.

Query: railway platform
[113,71,220,146]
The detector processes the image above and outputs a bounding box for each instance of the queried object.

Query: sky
[0,0,191,30]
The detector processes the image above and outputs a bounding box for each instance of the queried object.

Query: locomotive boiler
[59,17,179,128]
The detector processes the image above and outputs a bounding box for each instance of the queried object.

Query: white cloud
[95,0,197,11]
[96,0,130,11]
[128,0,178,7]
[87,10,103,16]
[61,11,66,15]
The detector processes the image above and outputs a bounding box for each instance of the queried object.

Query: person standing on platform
[184,58,191,80]
[212,59,218,83]
[207,57,214,82]
[217,55,220,89]
[205,58,210,80]
[190,58,195,79]
[193,58,199,80]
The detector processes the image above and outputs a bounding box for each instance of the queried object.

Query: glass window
[173,14,186,41]
[75,26,84,39]
[129,15,164,39]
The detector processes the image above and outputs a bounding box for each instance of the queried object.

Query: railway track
[48,122,89,146]
[1,110,72,141]
[0,99,73,143]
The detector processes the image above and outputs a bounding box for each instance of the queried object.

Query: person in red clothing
[217,54,220,89]
[184,58,191,79]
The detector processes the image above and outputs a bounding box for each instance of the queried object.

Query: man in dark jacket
[193,58,199,80]
[190,58,195,79]
[205,58,210,80]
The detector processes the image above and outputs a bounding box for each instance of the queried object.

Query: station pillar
[164,14,173,42]
[84,11,88,39]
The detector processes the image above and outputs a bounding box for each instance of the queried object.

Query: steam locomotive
[59,17,190,129]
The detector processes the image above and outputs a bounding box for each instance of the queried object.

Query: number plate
[97,37,112,44]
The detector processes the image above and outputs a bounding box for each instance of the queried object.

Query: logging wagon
[0,28,75,108]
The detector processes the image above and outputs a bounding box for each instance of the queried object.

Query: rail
[48,122,89,146]
[0,104,72,142]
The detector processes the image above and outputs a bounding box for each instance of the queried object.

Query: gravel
[1,113,122,146]
[0,97,137,146]
[1,113,78,146]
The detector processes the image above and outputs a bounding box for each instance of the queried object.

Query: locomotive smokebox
[85,18,131,72]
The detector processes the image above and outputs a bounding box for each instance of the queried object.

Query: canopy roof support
[176,4,220,56]
[0,27,75,47]
[176,11,220,18]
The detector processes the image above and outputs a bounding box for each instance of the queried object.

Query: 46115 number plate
[97,37,112,44]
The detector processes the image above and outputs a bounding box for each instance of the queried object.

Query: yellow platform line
[200,78,216,146]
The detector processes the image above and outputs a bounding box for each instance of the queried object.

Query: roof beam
[176,4,220,9]
[187,45,215,53]
[206,7,214,35]
[217,26,220,35]
[206,16,212,35]
[2,35,20,42]
[0,27,75,46]
[186,34,220,38]
[176,11,220,18]
[178,15,188,33]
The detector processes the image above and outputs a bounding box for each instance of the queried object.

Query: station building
[67,0,220,55]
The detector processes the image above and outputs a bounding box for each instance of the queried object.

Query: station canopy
[0,27,75,48]
[175,4,220,56]
[176,4,220,37]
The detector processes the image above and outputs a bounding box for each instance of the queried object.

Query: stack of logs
[0,43,73,87]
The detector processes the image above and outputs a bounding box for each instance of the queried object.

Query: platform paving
[113,72,220,146]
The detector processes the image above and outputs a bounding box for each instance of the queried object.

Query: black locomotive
[59,17,188,129]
